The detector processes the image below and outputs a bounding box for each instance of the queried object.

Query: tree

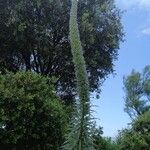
[116,111,150,150]
[0,72,68,149]
[123,66,150,119]
[132,110,150,143]
[117,129,149,150]
[0,0,123,103]
[116,66,150,150]
[93,127,118,150]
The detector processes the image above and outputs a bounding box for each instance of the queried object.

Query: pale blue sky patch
[115,0,150,10]
[93,0,150,137]
[141,27,150,35]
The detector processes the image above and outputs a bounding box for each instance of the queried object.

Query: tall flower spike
[62,0,95,149]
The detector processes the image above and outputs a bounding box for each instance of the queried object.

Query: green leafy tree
[93,127,118,150]
[117,129,149,150]
[116,111,150,150]
[0,72,68,149]
[123,66,150,119]
[132,110,150,144]
[0,0,123,103]
[116,66,150,150]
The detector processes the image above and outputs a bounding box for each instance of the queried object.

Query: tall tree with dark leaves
[0,0,123,104]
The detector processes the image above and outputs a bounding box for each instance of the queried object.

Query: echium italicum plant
[62,0,95,149]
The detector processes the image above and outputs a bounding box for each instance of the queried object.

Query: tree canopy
[116,66,150,150]
[0,72,68,149]
[123,65,150,119]
[116,111,150,150]
[0,0,123,103]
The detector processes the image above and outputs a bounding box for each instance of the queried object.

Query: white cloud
[139,0,150,8]
[116,0,150,10]
[141,27,150,35]
[115,0,150,37]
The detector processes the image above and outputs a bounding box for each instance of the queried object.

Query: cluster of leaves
[0,0,123,103]
[123,65,150,119]
[116,111,150,150]
[93,127,119,150]
[0,72,68,149]
[116,66,150,150]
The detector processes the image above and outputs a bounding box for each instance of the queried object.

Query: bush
[117,129,149,150]
[0,72,67,149]
[93,127,118,150]
[116,111,150,150]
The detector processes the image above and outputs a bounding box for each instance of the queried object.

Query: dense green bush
[0,72,67,149]
[117,129,149,150]
[116,111,150,150]
[93,127,118,150]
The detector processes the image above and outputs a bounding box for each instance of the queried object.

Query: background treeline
[116,66,150,150]
[94,66,150,150]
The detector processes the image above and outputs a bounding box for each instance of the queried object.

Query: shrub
[0,72,67,149]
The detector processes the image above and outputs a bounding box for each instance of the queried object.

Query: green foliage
[93,127,118,150]
[0,0,123,103]
[133,110,150,134]
[117,129,149,150]
[116,111,150,150]
[117,66,150,150]
[123,65,150,119]
[0,72,67,149]
[63,105,95,150]
[143,66,150,101]
[116,66,150,150]
[63,0,94,149]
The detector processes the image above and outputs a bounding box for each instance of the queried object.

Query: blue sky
[93,0,150,137]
